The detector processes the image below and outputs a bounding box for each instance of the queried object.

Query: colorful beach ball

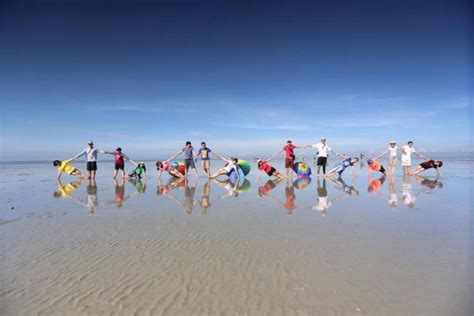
[293,162,312,178]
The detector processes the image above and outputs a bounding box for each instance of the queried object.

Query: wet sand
[0,159,472,315]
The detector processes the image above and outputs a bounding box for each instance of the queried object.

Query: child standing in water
[180,141,199,178]
[102,147,133,179]
[197,141,212,177]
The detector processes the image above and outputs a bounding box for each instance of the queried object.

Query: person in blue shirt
[324,155,360,179]
[197,141,212,176]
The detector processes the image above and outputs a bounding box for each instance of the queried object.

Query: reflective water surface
[0,158,472,315]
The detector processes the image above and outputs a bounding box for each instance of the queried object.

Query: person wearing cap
[268,140,305,177]
[305,137,346,176]
[372,141,399,175]
[73,141,105,179]
[102,147,135,179]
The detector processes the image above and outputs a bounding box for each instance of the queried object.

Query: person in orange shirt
[367,159,387,176]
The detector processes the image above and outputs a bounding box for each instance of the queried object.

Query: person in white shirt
[400,141,429,175]
[372,141,399,175]
[304,137,345,176]
[74,141,105,179]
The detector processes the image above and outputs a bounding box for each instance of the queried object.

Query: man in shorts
[269,140,305,177]
[73,141,104,179]
[170,141,199,178]
[307,137,345,176]
[197,141,212,177]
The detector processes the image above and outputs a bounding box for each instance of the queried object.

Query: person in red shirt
[268,140,305,177]
[256,159,286,179]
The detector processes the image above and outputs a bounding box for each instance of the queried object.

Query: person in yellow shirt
[53,159,86,180]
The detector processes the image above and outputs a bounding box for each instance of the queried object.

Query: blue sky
[0,0,471,161]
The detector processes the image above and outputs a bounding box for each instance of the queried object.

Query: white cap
[321,136,326,141]
[88,140,94,145]
[257,159,262,164]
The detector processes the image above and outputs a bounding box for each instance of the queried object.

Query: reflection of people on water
[388,175,398,209]
[53,179,83,199]
[158,178,198,213]
[104,178,137,208]
[402,175,416,208]
[313,179,331,216]
[129,178,147,194]
[198,180,212,214]
[258,179,310,215]
[86,179,99,214]
[412,175,444,191]
[212,178,240,198]
[367,175,386,194]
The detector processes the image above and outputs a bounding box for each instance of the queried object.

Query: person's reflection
[158,178,198,213]
[402,174,416,208]
[367,175,386,195]
[199,180,212,214]
[156,177,185,196]
[212,178,240,198]
[313,179,331,217]
[104,178,137,208]
[86,179,98,214]
[388,175,399,209]
[412,175,443,190]
[129,178,147,194]
[53,178,83,199]
[259,178,309,215]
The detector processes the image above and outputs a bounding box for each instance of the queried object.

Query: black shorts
[380,166,386,173]
[87,161,97,171]
[184,159,196,170]
[317,157,327,166]
[266,167,276,176]
[115,163,124,170]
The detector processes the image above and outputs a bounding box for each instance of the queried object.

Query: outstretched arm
[331,150,347,159]
[268,149,283,161]
[73,149,87,160]
[211,152,228,162]
[166,150,182,162]
[414,152,429,160]
[372,149,388,161]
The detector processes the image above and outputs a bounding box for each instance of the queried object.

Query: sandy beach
[0,158,472,315]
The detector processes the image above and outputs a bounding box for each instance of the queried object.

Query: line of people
[53,138,443,181]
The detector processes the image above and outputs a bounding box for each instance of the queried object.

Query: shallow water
[0,158,472,315]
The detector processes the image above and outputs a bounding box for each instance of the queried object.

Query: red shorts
[285,158,294,168]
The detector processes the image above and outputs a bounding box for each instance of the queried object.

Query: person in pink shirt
[269,140,305,177]
[156,159,184,179]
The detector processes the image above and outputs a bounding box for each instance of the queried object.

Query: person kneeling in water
[256,159,286,180]
[156,160,184,179]
[324,156,360,179]
[209,153,240,180]
[410,160,443,176]
[53,158,86,180]
[128,161,147,179]
[367,159,387,176]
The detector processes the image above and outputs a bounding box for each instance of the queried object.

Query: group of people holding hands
[53,138,443,181]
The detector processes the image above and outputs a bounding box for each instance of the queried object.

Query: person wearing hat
[255,158,286,180]
[102,147,136,179]
[372,141,399,175]
[73,141,105,179]
[305,137,346,176]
